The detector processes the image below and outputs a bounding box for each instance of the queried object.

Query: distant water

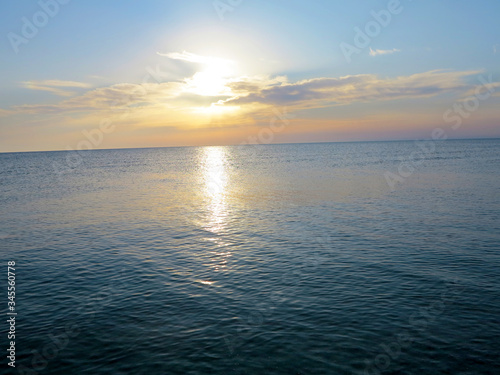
[1,139,499,375]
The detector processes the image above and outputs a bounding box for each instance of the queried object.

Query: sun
[184,56,235,97]
[180,55,240,114]
[187,71,228,96]
[165,51,240,115]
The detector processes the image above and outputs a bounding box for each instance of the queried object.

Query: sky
[0,0,499,152]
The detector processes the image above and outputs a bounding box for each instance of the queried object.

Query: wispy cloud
[369,48,401,57]
[494,45,499,55]
[222,70,478,108]
[0,109,12,117]
[22,80,92,97]
[14,82,184,114]
[157,51,233,66]
[9,70,490,122]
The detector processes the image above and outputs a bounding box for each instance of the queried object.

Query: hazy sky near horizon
[0,0,499,152]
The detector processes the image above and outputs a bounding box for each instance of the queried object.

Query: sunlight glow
[202,147,229,234]
[192,104,240,116]
[186,71,229,96]
[199,147,233,271]
[182,54,235,96]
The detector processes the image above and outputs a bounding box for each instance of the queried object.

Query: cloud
[0,109,12,117]
[10,69,489,122]
[369,48,401,57]
[227,75,289,93]
[157,50,233,66]
[22,80,92,97]
[494,45,499,55]
[222,70,478,108]
[14,82,185,114]
[463,83,500,98]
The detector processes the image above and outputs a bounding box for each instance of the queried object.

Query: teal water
[1,140,499,374]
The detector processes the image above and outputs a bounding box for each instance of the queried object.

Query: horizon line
[1,136,499,155]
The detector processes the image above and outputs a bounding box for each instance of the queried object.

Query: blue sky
[1,0,499,152]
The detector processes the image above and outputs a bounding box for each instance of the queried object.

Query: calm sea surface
[1,140,499,374]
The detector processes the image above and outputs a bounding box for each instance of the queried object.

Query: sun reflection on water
[199,147,233,271]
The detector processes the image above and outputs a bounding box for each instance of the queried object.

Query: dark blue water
[1,140,499,374]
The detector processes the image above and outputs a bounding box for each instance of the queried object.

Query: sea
[0,139,499,375]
